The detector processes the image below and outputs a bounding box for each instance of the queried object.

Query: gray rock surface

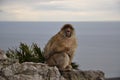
[0,51,105,80]
[0,59,65,80]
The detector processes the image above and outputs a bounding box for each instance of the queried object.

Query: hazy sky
[0,0,120,21]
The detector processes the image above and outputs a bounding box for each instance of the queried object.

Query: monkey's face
[64,28,73,37]
[60,24,74,38]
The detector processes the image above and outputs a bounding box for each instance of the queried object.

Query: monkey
[44,24,77,71]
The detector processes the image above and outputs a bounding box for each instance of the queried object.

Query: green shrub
[6,42,45,63]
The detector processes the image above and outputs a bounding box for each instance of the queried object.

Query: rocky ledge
[0,50,105,80]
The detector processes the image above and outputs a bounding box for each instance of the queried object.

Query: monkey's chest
[62,39,73,47]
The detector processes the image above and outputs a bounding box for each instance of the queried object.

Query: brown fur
[44,24,77,71]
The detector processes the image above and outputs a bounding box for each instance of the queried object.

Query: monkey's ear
[61,24,74,31]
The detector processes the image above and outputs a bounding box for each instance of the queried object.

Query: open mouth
[66,30,71,37]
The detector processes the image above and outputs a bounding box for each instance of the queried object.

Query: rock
[62,70,104,80]
[0,51,105,80]
[0,59,105,80]
[0,49,7,60]
[0,59,65,80]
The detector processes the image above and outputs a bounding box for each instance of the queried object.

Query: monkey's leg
[67,51,75,67]
[46,52,72,71]
[56,53,70,71]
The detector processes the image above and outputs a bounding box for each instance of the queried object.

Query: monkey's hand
[65,47,71,53]
[65,47,70,51]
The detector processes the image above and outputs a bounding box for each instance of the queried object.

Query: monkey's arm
[44,35,67,59]
[45,43,67,59]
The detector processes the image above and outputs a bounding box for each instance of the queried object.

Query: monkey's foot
[65,65,72,70]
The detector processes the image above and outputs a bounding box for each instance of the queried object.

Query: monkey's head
[60,24,75,38]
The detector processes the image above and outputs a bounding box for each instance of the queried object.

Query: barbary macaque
[44,24,77,71]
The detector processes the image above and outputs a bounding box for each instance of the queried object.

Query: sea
[0,22,120,78]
